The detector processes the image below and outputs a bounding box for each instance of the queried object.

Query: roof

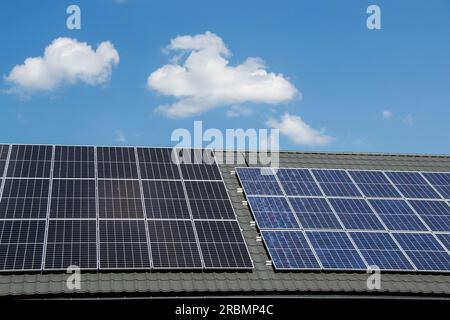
[1,150,450,298]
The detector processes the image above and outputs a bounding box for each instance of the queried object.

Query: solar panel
[349,232,414,270]
[348,171,402,198]
[0,145,252,272]
[408,200,450,232]
[422,172,450,199]
[328,198,385,230]
[235,167,283,196]
[148,220,202,269]
[305,231,367,270]
[236,167,450,273]
[369,199,428,231]
[290,197,342,229]
[276,169,322,196]
[385,171,441,199]
[311,170,363,197]
[261,230,321,269]
[392,233,450,272]
[247,196,299,229]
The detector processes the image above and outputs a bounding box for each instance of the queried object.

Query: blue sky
[1,0,450,153]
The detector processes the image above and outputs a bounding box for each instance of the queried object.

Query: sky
[1,0,450,154]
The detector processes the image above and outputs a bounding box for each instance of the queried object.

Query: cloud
[114,130,127,143]
[382,110,393,119]
[266,113,333,147]
[5,37,119,94]
[402,113,414,126]
[226,105,252,118]
[147,31,298,117]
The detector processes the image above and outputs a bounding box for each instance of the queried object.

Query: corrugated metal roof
[0,151,450,297]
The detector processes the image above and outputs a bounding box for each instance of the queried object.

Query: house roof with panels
[0,149,450,298]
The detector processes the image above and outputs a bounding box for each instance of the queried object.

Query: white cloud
[114,130,127,143]
[402,113,414,126]
[5,37,119,94]
[266,113,333,147]
[147,31,298,117]
[226,105,252,118]
[382,110,393,119]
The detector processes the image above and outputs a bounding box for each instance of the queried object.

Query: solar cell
[305,231,367,269]
[261,230,321,269]
[180,163,222,180]
[289,197,342,229]
[328,198,385,230]
[0,145,9,176]
[349,171,401,198]
[97,147,138,179]
[148,220,202,268]
[0,179,49,219]
[385,171,441,199]
[98,180,144,219]
[99,220,151,269]
[349,232,414,270]
[311,170,362,197]
[0,220,46,271]
[392,233,450,271]
[7,145,52,178]
[195,220,253,269]
[53,146,95,179]
[368,199,428,231]
[275,169,323,197]
[408,200,450,232]
[422,172,450,199]
[435,233,450,251]
[50,179,96,219]
[236,167,282,196]
[44,220,97,270]
[247,196,299,229]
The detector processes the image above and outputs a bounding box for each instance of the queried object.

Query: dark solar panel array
[237,167,450,272]
[0,145,253,272]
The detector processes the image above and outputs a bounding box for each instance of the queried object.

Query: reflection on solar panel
[0,145,252,272]
[236,167,450,273]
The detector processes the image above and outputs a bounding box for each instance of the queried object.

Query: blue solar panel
[276,169,322,196]
[328,198,385,230]
[385,172,441,199]
[349,171,402,198]
[261,231,321,269]
[349,232,414,270]
[369,199,428,231]
[435,233,450,251]
[422,173,450,199]
[408,200,450,232]
[236,167,282,195]
[392,233,450,271]
[247,196,299,229]
[305,231,367,270]
[289,198,342,229]
[312,170,362,197]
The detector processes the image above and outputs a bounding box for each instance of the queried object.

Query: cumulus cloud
[266,113,333,147]
[382,110,393,119]
[5,37,119,94]
[147,31,298,117]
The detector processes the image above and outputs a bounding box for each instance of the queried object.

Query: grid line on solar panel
[0,179,50,219]
[422,172,450,199]
[195,220,253,269]
[44,219,97,270]
[368,199,428,231]
[235,167,283,196]
[311,169,363,197]
[261,230,321,269]
[328,198,385,230]
[98,219,151,269]
[348,170,402,198]
[408,200,450,232]
[305,231,368,270]
[98,180,144,219]
[289,197,342,230]
[349,232,415,271]
[435,233,450,251]
[247,196,299,229]
[385,171,441,199]
[392,233,450,271]
[0,220,46,271]
[53,146,95,179]
[97,147,138,179]
[7,145,53,178]
[50,179,96,219]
